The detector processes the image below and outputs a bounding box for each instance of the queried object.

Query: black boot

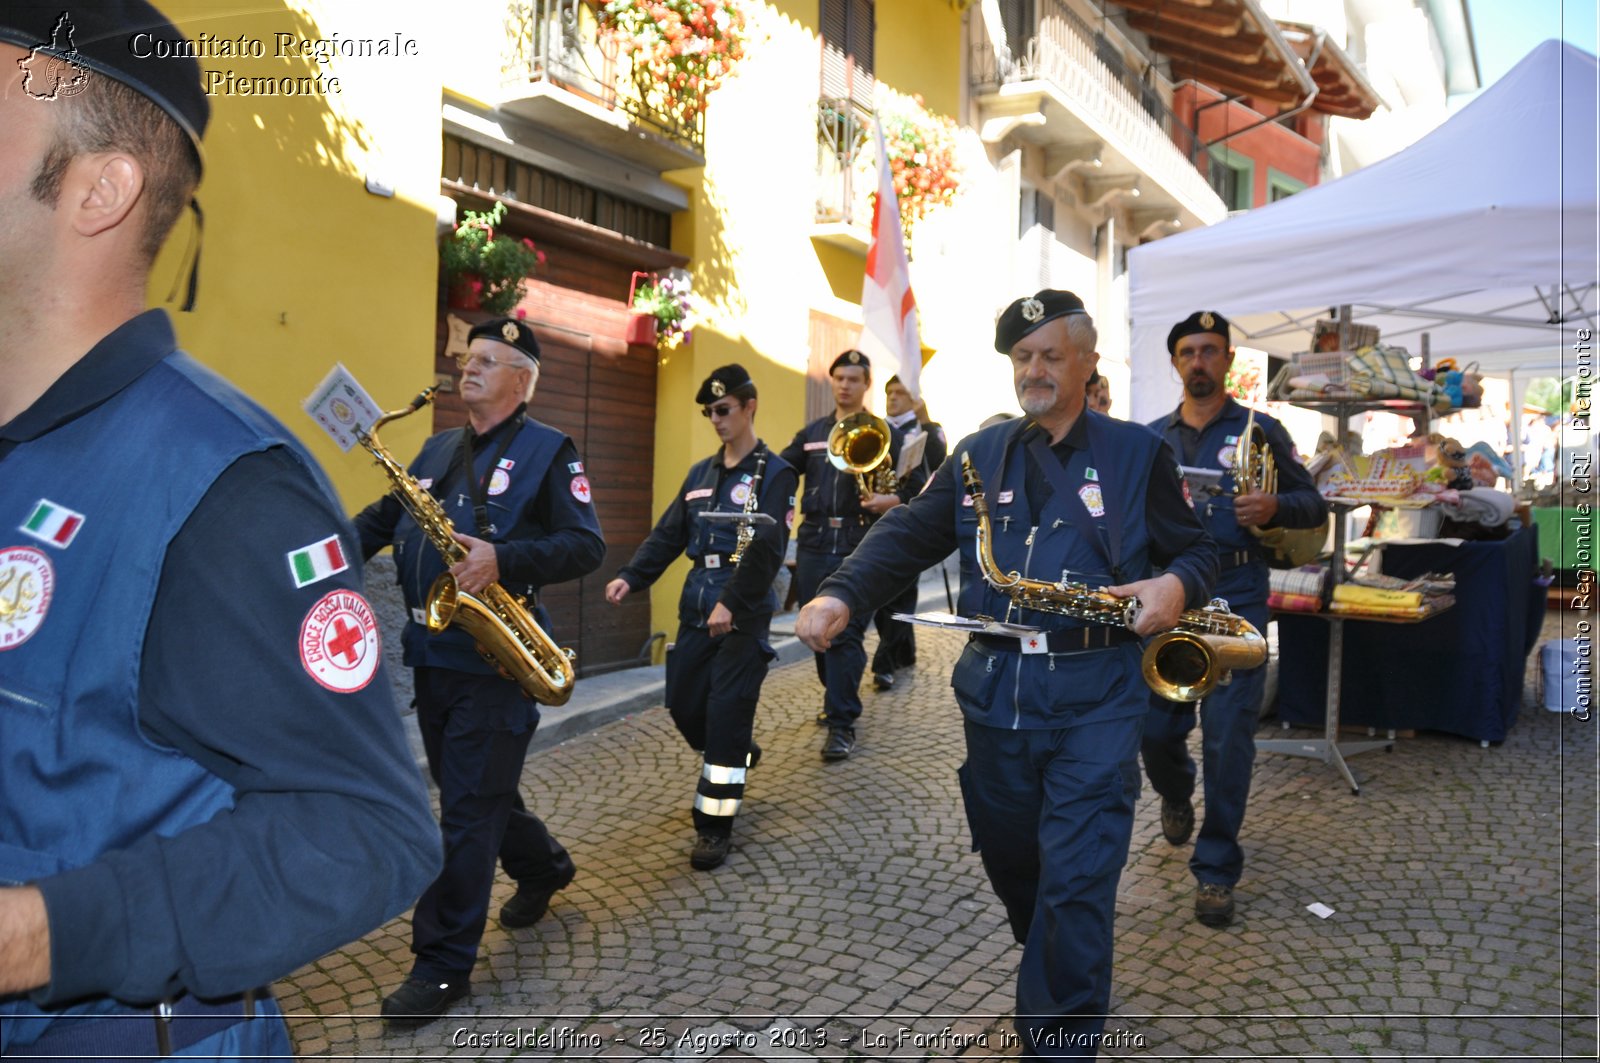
[380,976,470,1028]
[821,727,856,761]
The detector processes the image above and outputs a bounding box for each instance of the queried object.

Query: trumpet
[827,410,898,500]
[960,452,1265,702]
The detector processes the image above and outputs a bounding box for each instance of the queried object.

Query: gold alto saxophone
[959,452,1265,702]
[358,387,577,706]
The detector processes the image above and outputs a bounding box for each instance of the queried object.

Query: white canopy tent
[1127,39,1599,439]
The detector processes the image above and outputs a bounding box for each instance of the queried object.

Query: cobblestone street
[276,612,1597,1060]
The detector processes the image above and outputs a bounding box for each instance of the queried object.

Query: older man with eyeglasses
[354,316,605,1026]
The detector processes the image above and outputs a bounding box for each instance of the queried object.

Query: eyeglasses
[1174,344,1228,362]
[701,402,740,419]
[455,353,526,372]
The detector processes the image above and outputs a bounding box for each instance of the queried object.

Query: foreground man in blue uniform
[355,318,605,1026]
[0,3,439,1057]
[797,290,1217,1060]
[605,365,797,870]
[1145,311,1326,927]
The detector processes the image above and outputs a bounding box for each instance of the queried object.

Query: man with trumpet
[1144,311,1327,928]
[797,291,1217,1059]
[781,349,926,761]
[354,317,605,1026]
[605,365,796,871]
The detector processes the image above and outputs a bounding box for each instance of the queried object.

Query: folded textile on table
[1269,591,1324,613]
[1269,564,1329,598]
[1328,593,1454,620]
[1332,584,1423,610]
[1436,486,1517,527]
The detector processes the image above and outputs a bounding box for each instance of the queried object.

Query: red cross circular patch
[299,589,381,693]
[570,474,592,503]
[0,546,54,651]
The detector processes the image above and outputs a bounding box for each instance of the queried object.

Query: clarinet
[728,448,767,565]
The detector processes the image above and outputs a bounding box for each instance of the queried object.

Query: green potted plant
[439,202,546,316]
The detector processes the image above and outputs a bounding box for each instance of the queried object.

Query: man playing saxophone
[354,317,604,1027]
[604,365,797,870]
[797,290,1217,1060]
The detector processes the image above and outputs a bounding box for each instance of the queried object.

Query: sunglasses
[701,402,740,419]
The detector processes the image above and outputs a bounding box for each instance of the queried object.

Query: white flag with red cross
[856,120,922,401]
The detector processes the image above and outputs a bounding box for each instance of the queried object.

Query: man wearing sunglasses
[605,365,796,870]
[354,316,605,1026]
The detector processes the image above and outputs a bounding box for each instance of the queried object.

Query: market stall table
[1276,524,1542,746]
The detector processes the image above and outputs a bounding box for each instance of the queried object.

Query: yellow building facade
[147,0,985,647]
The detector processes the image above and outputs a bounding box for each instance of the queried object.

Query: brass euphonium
[1234,408,1329,568]
[827,410,898,500]
[357,387,577,706]
[959,452,1265,702]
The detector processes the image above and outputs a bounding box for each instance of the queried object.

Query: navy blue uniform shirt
[618,443,798,628]
[1150,398,1326,556]
[820,413,1217,620]
[0,311,440,1006]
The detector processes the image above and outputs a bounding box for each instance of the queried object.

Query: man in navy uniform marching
[0,4,439,1057]
[605,365,797,870]
[1144,310,1326,927]
[797,291,1216,1059]
[781,350,928,760]
[355,317,605,1025]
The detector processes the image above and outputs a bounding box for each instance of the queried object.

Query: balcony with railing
[813,97,876,253]
[502,0,705,171]
[970,0,1226,230]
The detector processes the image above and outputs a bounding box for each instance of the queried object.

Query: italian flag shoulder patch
[289,535,349,589]
[21,499,84,548]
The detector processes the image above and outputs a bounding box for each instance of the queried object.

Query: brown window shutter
[847,0,874,110]
[820,0,848,100]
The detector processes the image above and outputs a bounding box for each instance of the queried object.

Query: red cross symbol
[1026,637,1040,650]
[327,616,363,665]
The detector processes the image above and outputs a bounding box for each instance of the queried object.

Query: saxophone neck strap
[455,406,525,537]
[1023,422,1125,581]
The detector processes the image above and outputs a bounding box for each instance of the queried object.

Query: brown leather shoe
[1195,882,1235,927]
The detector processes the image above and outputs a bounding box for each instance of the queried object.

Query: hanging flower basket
[629,268,696,349]
[877,96,963,239]
[597,0,749,130]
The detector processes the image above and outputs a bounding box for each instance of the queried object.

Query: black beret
[1166,311,1233,355]
[696,364,752,405]
[993,290,1088,353]
[0,1,209,169]
[829,349,870,375]
[468,318,541,365]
